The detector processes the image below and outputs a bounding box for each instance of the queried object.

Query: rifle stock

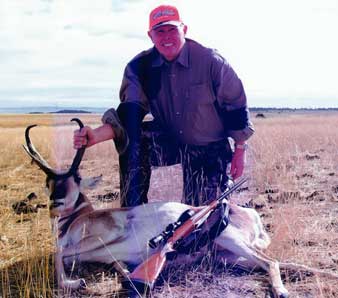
[128,242,173,285]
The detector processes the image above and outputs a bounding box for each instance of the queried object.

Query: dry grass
[1,111,338,298]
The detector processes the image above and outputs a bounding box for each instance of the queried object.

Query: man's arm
[210,51,254,179]
[73,107,130,155]
[73,124,115,149]
[210,53,254,142]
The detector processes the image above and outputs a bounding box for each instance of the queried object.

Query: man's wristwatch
[235,143,248,150]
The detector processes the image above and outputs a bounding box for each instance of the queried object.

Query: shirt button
[179,130,183,134]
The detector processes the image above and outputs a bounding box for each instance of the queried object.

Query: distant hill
[250,107,338,112]
[0,106,107,114]
[50,109,91,114]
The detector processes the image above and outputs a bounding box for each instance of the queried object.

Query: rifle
[123,177,248,297]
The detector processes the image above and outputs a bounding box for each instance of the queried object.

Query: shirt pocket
[187,83,215,111]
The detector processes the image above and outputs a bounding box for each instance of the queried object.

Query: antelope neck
[57,193,94,238]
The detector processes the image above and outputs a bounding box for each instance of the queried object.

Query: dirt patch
[96,191,119,202]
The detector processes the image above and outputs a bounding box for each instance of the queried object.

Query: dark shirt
[119,38,254,145]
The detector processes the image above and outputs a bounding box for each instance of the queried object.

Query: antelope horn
[23,124,57,177]
[68,118,86,174]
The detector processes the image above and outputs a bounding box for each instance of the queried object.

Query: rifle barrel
[205,177,248,205]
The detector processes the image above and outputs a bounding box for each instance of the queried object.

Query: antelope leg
[55,248,86,290]
[214,235,289,298]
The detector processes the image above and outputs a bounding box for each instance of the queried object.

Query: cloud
[1,0,338,108]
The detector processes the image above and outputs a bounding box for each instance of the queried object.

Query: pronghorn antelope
[23,119,337,298]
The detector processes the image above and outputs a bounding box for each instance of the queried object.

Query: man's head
[148,5,187,61]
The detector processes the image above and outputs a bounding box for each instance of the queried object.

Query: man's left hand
[230,148,246,179]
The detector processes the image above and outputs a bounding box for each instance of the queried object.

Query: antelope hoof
[273,288,289,298]
[79,278,87,289]
[60,278,87,290]
[79,279,97,295]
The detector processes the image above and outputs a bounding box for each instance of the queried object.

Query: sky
[1,0,338,109]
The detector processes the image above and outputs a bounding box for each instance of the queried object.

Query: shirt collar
[151,49,164,67]
[151,41,190,68]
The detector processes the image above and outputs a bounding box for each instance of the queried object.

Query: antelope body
[23,119,337,298]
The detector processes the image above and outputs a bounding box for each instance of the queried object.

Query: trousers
[119,121,233,207]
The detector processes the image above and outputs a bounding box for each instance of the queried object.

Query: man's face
[148,24,187,61]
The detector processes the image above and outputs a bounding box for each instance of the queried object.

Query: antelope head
[23,118,100,218]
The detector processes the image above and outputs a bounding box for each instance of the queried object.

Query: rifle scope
[148,209,195,249]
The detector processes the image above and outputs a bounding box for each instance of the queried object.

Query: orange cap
[149,5,182,30]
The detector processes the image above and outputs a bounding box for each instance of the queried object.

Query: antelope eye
[74,174,82,184]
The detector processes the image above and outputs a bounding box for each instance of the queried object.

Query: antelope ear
[80,175,103,190]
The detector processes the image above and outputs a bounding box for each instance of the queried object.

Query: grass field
[0,112,338,298]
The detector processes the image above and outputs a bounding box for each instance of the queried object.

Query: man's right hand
[73,126,96,149]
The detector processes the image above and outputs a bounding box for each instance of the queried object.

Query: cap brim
[151,20,182,30]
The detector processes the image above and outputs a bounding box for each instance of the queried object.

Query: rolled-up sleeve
[211,51,254,142]
[101,108,129,155]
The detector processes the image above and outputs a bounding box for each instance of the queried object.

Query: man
[74,5,254,207]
